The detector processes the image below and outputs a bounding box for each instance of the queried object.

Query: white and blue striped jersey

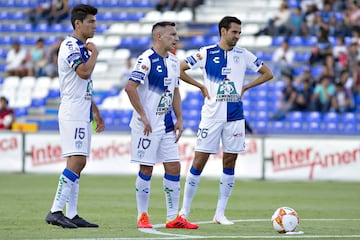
[184,44,263,122]
[129,48,180,133]
[57,36,93,122]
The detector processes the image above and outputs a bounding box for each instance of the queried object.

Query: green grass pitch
[0,173,359,239]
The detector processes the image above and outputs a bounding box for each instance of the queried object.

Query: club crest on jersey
[156,90,172,115]
[195,53,202,60]
[75,140,82,149]
[233,55,240,63]
[137,150,145,159]
[216,78,240,102]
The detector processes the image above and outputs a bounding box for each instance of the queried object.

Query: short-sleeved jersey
[129,48,180,133]
[184,44,263,122]
[57,36,93,122]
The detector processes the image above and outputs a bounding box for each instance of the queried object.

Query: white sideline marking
[52,218,360,240]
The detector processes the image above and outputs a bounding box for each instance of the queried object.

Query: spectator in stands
[309,27,335,76]
[0,97,14,130]
[5,41,27,77]
[295,66,316,89]
[331,82,354,113]
[347,41,359,79]
[338,69,354,94]
[302,2,318,36]
[155,0,175,12]
[44,37,64,78]
[271,39,295,80]
[255,1,291,36]
[311,75,336,113]
[332,35,349,73]
[46,0,70,25]
[352,60,360,94]
[288,6,306,36]
[270,72,297,120]
[25,37,48,77]
[27,0,52,26]
[346,0,360,29]
[155,0,203,21]
[318,1,336,26]
[293,78,314,111]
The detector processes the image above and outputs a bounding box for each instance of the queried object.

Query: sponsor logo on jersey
[130,71,146,81]
[221,67,231,75]
[152,57,160,63]
[156,90,172,115]
[216,78,240,102]
[164,77,172,86]
[209,50,220,54]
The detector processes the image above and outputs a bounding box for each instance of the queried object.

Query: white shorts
[195,119,245,154]
[130,130,179,166]
[59,120,91,157]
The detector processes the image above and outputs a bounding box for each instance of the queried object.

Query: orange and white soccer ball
[271,206,299,233]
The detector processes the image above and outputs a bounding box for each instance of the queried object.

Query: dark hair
[151,21,176,33]
[71,4,98,29]
[0,96,8,105]
[218,16,241,36]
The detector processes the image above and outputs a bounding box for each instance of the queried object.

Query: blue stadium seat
[0,11,10,21]
[287,0,300,8]
[304,111,321,122]
[323,112,339,123]
[303,36,317,47]
[355,94,360,104]
[255,110,269,121]
[286,111,304,122]
[310,65,323,77]
[323,122,338,133]
[307,121,321,133]
[207,24,218,35]
[134,0,153,8]
[294,52,310,62]
[185,35,207,49]
[14,107,29,117]
[271,36,286,46]
[341,112,355,123]
[289,121,304,132]
[0,35,13,45]
[0,49,6,59]
[207,35,219,45]
[31,98,47,107]
[288,36,303,47]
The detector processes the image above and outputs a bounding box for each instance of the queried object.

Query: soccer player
[178,16,274,224]
[125,21,199,229]
[45,4,104,228]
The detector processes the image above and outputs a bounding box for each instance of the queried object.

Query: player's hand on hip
[138,116,152,136]
[200,85,210,100]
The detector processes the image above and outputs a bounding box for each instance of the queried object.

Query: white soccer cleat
[212,215,234,225]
